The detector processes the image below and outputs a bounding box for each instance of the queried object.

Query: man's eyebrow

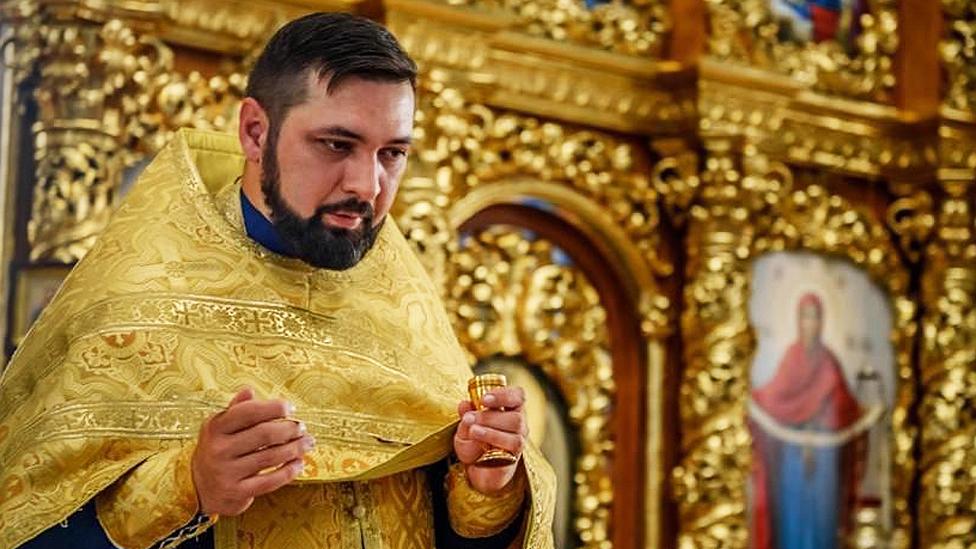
[314,126,413,146]
[388,136,413,146]
[315,126,365,141]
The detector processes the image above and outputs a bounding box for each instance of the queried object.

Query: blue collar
[240,190,295,257]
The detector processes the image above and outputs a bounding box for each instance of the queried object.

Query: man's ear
[238,98,269,164]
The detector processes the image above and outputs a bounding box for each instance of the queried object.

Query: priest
[0,12,555,549]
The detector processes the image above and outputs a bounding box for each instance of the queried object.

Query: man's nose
[341,156,382,203]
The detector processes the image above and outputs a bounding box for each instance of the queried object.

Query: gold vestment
[0,129,555,549]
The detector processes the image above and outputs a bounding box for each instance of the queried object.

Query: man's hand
[453,387,528,494]
[191,388,314,516]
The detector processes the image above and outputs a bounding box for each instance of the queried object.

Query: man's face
[798,302,821,348]
[262,73,415,270]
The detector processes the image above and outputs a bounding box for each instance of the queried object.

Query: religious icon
[747,252,892,549]
[769,0,868,51]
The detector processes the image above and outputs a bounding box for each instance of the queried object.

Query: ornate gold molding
[447,227,614,549]
[705,0,898,103]
[1,1,257,262]
[3,5,163,261]
[885,186,936,263]
[670,136,917,549]
[418,0,669,58]
[918,168,976,549]
[940,110,976,171]
[394,67,672,548]
[158,0,367,54]
[700,61,939,182]
[941,0,976,114]
[386,0,696,136]
[159,0,279,54]
[404,72,672,285]
[671,136,754,549]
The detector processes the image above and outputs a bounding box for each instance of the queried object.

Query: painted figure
[750,293,866,549]
[771,0,867,46]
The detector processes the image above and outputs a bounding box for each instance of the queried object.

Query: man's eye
[381,148,408,161]
[320,140,352,153]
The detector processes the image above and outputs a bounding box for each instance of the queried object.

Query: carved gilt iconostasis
[0,1,974,549]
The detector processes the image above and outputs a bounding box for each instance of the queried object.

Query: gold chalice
[468,373,519,467]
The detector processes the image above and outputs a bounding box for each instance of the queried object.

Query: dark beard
[260,137,383,270]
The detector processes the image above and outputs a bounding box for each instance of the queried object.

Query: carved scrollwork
[448,227,615,549]
[126,58,248,160]
[160,0,278,52]
[21,18,173,262]
[672,137,755,549]
[407,73,671,280]
[3,5,253,262]
[918,170,976,549]
[705,0,898,103]
[650,137,701,227]
[393,67,674,548]
[672,137,916,549]
[942,0,976,113]
[886,189,936,264]
[429,0,670,57]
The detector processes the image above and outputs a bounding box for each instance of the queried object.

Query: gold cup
[467,373,519,468]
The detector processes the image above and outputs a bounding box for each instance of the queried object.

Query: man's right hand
[191,387,314,516]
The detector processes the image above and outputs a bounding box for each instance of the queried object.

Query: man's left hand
[453,387,527,494]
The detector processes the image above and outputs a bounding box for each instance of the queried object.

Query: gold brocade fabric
[216,463,527,549]
[96,440,205,547]
[445,461,527,538]
[0,128,555,549]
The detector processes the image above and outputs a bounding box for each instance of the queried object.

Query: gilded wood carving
[918,169,976,549]
[385,0,696,136]
[5,2,976,549]
[447,227,615,549]
[666,138,917,549]
[1,1,252,262]
[942,0,976,114]
[705,0,898,103]
[422,0,669,57]
[394,70,672,548]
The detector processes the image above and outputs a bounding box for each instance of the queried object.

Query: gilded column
[672,136,753,549]
[918,168,976,549]
[1,0,165,262]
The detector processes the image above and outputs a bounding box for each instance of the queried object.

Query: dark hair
[245,12,417,132]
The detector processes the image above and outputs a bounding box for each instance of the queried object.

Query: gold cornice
[478,50,695,136]
[701,58,940,181]
[384,0,515,30]
[156,0,366,54]
[699,58,804,97]
[0,0,368,56]
[489,31,684,78]
[941,106,976,126]
[940,107,976,170]
[404,0,669,58]
[386,2,696,137]
[0,0,164,27]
